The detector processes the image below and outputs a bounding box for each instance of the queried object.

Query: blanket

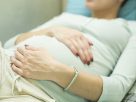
[0,43,55,102]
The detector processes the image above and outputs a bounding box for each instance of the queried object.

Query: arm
[52,63,103,101]
[11,36,136,101]
[49,36,136,102]
[97,36,136,102]
[15,28,54,44]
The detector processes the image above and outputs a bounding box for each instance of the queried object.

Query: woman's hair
[121,0,128,7]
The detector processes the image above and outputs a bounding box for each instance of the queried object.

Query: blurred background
[0,0,66,43]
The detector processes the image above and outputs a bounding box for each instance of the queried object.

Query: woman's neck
[92,12,117,19]
[92,7,119,19]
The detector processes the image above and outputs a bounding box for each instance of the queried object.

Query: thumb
[88,40,93,46]
[25,45,39,51]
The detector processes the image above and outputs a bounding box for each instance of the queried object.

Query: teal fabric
[65,0,91,16]
[66,0,136,20]
[119,0,136,20]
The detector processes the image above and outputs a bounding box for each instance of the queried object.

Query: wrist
[15,33,26,44]
[46,27,56,37]
[47,26,63,38]
[51,62,75,88]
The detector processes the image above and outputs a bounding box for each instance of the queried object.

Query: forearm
[52,62,103,101]
[15,28,54,44]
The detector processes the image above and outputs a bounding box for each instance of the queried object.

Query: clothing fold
[0,43,55,102]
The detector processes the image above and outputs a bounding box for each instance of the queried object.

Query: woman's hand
[15,26,93,64]
[51,27,93,64]
[10,45,61,80]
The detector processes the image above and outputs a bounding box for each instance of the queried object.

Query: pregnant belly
[18,36,112,75]
[17,36,89,72]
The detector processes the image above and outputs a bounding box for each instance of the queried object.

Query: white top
[4,13,136,102]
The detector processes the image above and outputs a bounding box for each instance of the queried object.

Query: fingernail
[76,53,79,56]
[87,62,90,65]
[89,42,93,46]
[25,44,29,48]
[88,41,93,45]
[10,63,13,67]
[91,58,94,62]
[89,43,93,46]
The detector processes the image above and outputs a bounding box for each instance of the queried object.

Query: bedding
[122,21,136,102]
[0,44,55,102]
[123,82,136,102]
[0,96,44,102]
[2,13,136,102]
[66,0,90,16]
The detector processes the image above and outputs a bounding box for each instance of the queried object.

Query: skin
[11,0,125,101]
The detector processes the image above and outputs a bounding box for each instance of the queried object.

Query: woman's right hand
[51,27,93,65]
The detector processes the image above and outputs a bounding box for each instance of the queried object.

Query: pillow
[66,0,136,20]
[119,0,136,20]
[123,92,136,102]
[65,0,91,16]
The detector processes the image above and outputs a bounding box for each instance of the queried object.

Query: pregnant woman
[1,0,136,102]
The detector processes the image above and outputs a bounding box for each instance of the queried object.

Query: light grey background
[0,0,62,43]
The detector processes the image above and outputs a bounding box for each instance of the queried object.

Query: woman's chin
[87,5,100,11]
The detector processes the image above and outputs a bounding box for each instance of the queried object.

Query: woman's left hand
[10,45,60,80]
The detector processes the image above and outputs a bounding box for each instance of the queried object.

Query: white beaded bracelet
[64,66,79,91]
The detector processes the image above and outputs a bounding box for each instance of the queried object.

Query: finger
[75,38,88,63]
[87,39,93,46]
[76,38,88,51]
[63,38,88,64]
[25,45,39,51]
[78,49,86,64]
[81,37,94,62]
[64,40,78,56]
[79,37,94,63]
[17,47,26,56]
[15,50,25,62]
[69,44,78,56]
[70,39,86,63]
[10,56,23,68]
[80,37,93,63]
[80,37,90,49]
[71,39,83,51]
[84,49,93,65]
[66,40,78,55]
[89,52,94,62]
[81,36,93,46]
[11,64,23,76]
[84,50,90,64]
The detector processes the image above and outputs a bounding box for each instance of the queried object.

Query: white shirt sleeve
[98,36,136,102]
